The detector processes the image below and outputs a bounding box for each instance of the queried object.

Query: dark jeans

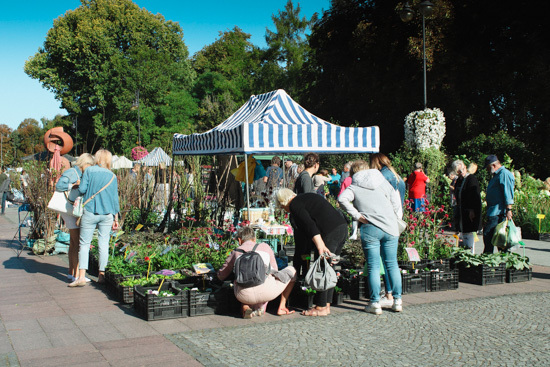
[313,224,348,307]
[483,215,505,254]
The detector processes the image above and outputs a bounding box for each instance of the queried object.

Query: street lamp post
[132,90,141,146]
[400,1,434,110]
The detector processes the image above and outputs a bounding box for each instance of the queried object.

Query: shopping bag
[47,191,73,214]
[507,220,522,248]
[305,256,338,291]
[72,196,84,217]
[491,220,509,249]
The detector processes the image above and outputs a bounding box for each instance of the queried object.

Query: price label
[193,263,215,274]
[405,248,421,262]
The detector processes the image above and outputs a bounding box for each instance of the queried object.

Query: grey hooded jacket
[338,169,403,237]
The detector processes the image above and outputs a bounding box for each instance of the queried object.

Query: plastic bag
[491,220,509,249]
[507,220,522,248]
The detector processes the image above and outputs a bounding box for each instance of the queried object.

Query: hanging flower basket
[404,108,446,150]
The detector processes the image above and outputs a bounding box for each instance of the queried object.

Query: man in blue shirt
[483,155,515,254]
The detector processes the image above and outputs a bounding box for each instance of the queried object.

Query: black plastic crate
[401,272,430,294]
[120,285,134,304]
[458,263,506,285]
[399,259,451,272]
[88,255,99,277]
[430,269,459,291]
[340,275,365,300]
[332,292,344,306]
[134,283,187,321]
[188,289,217,317]
[506,268,532,283]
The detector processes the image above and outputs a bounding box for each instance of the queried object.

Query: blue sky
[0,0,330,130]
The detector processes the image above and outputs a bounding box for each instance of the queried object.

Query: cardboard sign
[405,248,421,262]
[193,263,215,274]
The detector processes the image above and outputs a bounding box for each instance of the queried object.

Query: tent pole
[167,157,176,231]
[244,154,250,215]
[282,154,286,187]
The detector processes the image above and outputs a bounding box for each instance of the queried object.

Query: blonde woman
[69,149,120,287]
[55,153,95,282]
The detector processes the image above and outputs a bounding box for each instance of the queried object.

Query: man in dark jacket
[452,160,482,251]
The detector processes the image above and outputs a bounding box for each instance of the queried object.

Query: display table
[253,224,292,253]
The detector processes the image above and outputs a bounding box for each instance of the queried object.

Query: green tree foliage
[258,0,318,99]
[24,0,196,153]
[0,125,14,167]
[193,27,260,100]
[14,119,44,158]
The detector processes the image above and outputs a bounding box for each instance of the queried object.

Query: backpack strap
[251,243,260,252]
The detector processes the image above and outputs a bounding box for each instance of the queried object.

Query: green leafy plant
[500,252,531,270]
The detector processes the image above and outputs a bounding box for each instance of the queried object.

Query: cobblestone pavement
[167,292,550,367]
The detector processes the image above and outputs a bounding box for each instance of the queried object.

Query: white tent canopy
[111,155,133,169]
[137,147,172,166]
[172,89,379,156]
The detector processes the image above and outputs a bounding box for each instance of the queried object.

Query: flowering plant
[131,146,148,160]
[404,108,446,150]
[399,199,454,261]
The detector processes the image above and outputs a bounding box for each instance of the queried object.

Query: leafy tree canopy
[25,0,196,153]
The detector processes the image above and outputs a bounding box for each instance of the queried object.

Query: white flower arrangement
[404,108,446,150]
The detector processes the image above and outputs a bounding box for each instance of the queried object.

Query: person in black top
[451,160,482,251]
[275,188,348,316]
[293,152,319,194]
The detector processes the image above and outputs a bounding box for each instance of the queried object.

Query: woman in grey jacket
[338,160,403,315]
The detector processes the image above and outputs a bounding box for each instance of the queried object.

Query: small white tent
[111,155,133,169]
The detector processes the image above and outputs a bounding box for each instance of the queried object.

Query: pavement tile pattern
[1,204,550,366]
[168,293,550,367]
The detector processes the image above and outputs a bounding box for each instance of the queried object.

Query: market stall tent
[111,155,133,169]
[173,89,379,155]
[137,147,172,166]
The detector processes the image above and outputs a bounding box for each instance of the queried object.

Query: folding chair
[14,203,32,257]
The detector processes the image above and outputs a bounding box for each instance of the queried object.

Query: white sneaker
[379,297,393,308]
[365,302,382,315]
[349,234,358,241]
[84,277,91,283]
[392,298,403,312]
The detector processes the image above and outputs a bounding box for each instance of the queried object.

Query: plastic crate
[340,276,364,300]
[401,272,430,294]
[399,259,451,272]
[458,263,506,285]
[430,269,459,291]
[120,285,134,304]
[506,268,532,283]
[188,289,217,317]
[134,283,187,321]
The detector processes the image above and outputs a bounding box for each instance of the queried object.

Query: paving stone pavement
[1,204,550,366]
[167,293,550,367]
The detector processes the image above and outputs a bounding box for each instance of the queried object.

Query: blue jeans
[79,209,113,272]
[361,223,402,302]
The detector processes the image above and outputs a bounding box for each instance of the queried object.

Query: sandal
[301,308,328,316]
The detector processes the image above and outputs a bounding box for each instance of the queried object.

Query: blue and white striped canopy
[137,147,172,166]
[173,89,379,155]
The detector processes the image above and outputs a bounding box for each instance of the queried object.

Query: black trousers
[313,224,348,307]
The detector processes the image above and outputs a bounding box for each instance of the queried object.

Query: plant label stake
[135,224,143,231]
[537,214,545,234]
